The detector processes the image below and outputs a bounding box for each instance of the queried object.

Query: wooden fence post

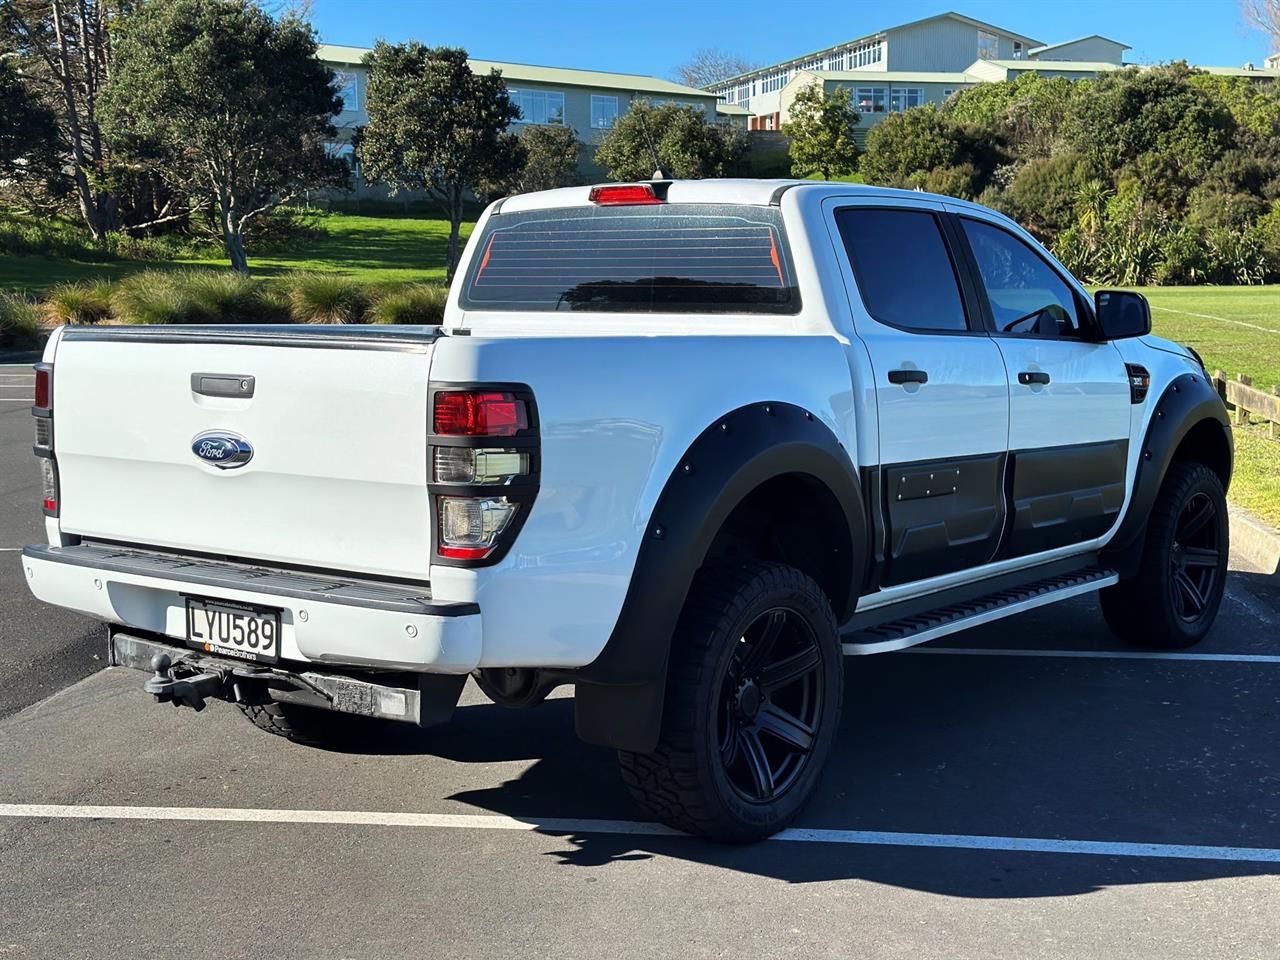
[1236,374,1252,425]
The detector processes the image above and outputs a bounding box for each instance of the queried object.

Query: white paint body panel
[50,338,433,580]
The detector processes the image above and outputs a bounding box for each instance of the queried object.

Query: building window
[855,87,887,113]
[1013,41,1024,60]
[890,88,922,112]
[849,40,883,69]
[334,70,360,112]
[978,30,999,60]
[591,95,618,129]
[510,88,565,125]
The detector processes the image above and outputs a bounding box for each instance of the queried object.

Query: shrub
[369,284,449,325]
[1153,227,1211,285]
[287,273,370,324]
[1001,153,1087,238]
[183,270,288,323]
[1205,227,1268,284]
[42,281,115,325]
[110,269,284,324]
[0,293,43,349]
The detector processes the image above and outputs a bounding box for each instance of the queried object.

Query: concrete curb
[1230,505,1280,577]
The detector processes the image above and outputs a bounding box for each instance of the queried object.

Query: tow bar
[110,628,466,726]
[143,652,224,711]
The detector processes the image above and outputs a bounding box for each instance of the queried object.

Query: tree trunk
[445,185,464,283]
[218,197,249,275]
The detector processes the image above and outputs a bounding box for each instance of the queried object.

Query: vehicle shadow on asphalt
[360,644,1280,898]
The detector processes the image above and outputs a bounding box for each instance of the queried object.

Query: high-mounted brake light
[588,184,662,206]
[434,391,529,437]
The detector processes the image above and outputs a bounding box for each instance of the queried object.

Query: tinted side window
[961,218,1081,337]
[836,208,969,333]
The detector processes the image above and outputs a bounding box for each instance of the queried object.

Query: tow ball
[142,653,224,712]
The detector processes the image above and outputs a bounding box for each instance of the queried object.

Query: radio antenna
[636,106,671,181]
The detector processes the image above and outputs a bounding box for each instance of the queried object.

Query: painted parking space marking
[904,647,1280,663]
[1,803,1277,863]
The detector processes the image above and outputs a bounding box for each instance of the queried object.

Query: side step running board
[841,566,1119,655]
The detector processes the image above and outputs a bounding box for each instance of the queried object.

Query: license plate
[185,596,281,664]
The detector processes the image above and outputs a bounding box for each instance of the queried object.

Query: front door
[830,200,1010,586]
[950,211,1132,559]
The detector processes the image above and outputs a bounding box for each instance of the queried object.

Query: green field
[1140,287,1280,395]
[0,212,469,293]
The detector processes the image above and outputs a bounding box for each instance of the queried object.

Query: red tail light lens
[434,391,529,437]
[33,365,51,410]
[588,184,662,205]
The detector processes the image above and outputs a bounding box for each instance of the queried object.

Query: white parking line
[0,803,1276,862]
[904,647,1280,663]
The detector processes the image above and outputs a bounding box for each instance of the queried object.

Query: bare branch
[671,48,759,89]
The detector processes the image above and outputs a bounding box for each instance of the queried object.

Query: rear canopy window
[460,204,799,314]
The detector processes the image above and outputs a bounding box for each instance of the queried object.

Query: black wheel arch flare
[574,401,870,752]
[1104,372,1232,576]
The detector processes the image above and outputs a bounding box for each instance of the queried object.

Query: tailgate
[51,326,437,580]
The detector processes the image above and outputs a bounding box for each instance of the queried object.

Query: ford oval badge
[191,431,253,470]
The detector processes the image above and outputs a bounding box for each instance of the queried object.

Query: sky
[308,0,1275,79]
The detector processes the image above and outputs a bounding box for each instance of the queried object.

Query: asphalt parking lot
[2,360,1279,958]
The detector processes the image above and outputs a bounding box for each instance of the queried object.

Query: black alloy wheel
[717,607,824,804]
[1169,491,1221,622]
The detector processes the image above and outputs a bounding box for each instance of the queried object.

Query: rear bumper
[22,543,482,673]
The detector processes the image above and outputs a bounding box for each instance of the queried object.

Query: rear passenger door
[949,211,1131,558]
[828,199,1009,587]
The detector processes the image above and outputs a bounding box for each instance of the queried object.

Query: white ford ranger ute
[23,179,1233,842]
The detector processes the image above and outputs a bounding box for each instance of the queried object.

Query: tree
[360,44,522,280]
[100,0,346,273]
[780,83,860,180]
[672,47,758,89]
[1242,0,1280,52]
[594,100,747,181]
[483,123,581,197]
[0,58,59,183]
[2,0,123,237]
[859,105,1005,200]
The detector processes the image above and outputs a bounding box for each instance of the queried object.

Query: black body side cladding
[574,402,868,753]
[879,451,1006,585]
[1104,373,1232,576]
[999,439,1129,559]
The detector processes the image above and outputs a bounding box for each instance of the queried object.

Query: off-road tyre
[618,561,843,843]
[1101,461,1229,649]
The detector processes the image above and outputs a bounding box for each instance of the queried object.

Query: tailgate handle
[191,373,255,398]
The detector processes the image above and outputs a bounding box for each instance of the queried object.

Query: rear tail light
[34,365,51,410]
[32,362,57,516]
[437,497,520,559]
[39,458,59,514]
[434,447,529,484]
[428,385,538,565]
[433,391,529,437]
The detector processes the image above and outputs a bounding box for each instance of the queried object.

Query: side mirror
[1094,290,1151,340]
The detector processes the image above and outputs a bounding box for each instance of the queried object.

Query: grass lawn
[1140,286,1280,394]
[1230,423,1280,528]
[0,212,471,294]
